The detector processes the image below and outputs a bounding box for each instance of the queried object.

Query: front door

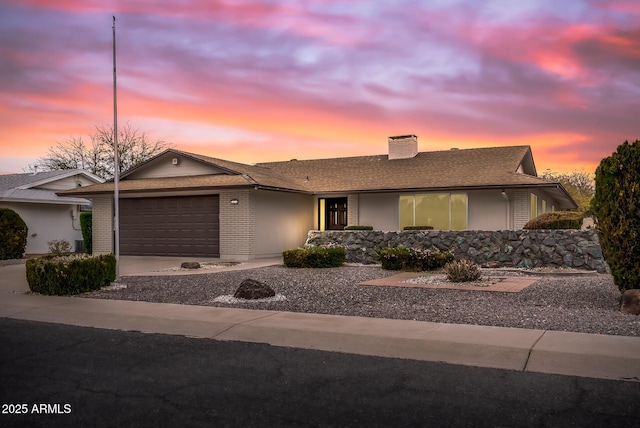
[326,198,348,230]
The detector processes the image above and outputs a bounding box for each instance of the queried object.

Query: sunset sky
[1,0,638,175]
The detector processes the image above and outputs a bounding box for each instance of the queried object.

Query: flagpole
[112,16,120,279]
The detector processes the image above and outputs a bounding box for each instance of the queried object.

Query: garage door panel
[120,196,219,257]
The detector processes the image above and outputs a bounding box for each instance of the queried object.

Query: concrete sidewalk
[2,257,639,382]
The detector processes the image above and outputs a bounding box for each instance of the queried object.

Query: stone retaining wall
[305,230,607,273]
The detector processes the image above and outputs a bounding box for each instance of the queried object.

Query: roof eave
[0,196,92,205]
[57,184,259,197]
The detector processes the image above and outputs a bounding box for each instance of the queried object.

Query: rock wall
[305,230,607,273]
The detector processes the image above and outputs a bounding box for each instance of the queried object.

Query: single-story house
[0,169,104,254]
[60,135,577,260]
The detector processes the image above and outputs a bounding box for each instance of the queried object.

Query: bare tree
[541,169,595,212]
[28,123,171,180]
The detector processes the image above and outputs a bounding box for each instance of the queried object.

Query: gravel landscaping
[82,264,640,337]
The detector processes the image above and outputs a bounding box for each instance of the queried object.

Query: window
[530,193,538,219]
[399,193,467,230]
[541,200,547,214]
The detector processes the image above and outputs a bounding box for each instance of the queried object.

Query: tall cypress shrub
[592,140,640,291]
[79,211,92,254]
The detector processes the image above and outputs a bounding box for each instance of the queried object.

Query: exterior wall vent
[388,135,419,160]
[172,157,180,165]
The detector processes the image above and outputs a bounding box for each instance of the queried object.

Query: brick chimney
[388,135,418,160]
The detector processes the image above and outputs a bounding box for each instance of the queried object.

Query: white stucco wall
[358,193,400,230]
[356,189,528,231]
[125,154,227,179]
[37,174,99,190]
[1,202,84,254]
[467,190,509,230]
[254,190,314,257]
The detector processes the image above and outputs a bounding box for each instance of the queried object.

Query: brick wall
[347,194,359,226]
[513,189,529,229]
[219,189,254,260]
[92,196,113,255]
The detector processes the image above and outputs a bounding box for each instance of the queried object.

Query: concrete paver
[1,256,639,382]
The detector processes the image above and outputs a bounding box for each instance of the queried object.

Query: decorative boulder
[620,289,640,315]
[181,261,201,269]
[234,279,275,300]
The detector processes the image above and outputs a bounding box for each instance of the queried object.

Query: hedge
[523,211,583,230]
[283,246,346,268]
[377,246,454,271]
[26,253,116,295]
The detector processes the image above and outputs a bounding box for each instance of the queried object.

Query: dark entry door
[326,198,348,230]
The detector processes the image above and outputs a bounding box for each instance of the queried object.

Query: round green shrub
[0,208,28,260]
[592,140,640,292]
[523,211,583,229]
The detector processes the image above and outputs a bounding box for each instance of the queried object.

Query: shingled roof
[257,145,549,193]
[60,146,576,208]
[1,170,102,205]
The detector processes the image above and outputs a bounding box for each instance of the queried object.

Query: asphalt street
[1,318,639,427]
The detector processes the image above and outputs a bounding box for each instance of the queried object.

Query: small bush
[26,253,116,295]
[378,246,453,271]
[79,211,92,254]
[344,225,374,230]
[283,245,346,268]
[403,225,434,230]
[445,259,482,282]
[47,239,73,255]
[523,211,583,229]
[0,208,28,260]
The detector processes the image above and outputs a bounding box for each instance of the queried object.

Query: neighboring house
[60,135,577,260]
[0,170,104,254]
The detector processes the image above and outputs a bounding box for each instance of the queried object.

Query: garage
[119,195,219,257]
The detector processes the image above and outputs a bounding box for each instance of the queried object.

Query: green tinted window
[399,196,414,230]
[416,194,449,229]
[400,193,467,230]
[450,193,467,230]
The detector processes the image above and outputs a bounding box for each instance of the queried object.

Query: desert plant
[378,246,453,271]
[0,208,28,260]
[283,245,346,268]
[591,140,640,292]
[523,211,583,229]
[344,225,374,230]
[79,211,92,254]
[47,239,73,254]
[445,259,482,282]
